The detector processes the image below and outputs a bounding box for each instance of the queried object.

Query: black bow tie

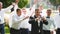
[46,16,50,18]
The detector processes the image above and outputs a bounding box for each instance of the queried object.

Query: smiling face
[16,9,21,16]
[22,8,26,14]
[35,9,40,17]
[46,9,52,17]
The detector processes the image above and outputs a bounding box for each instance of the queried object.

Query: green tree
[0,0,28,8]
[50,0,60,7]
[18,0,28,8]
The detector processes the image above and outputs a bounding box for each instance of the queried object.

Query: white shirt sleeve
[54,15,58,29]
[51,19,57,31]
[12,15,24,23]
[14,4,18,11]
[3,5,13,12]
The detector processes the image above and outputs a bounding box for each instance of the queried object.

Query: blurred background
[0,0,60,34]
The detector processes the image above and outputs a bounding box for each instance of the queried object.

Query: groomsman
[0,2,14,34]
[54,6,60,34]
[10,8,23,34]
[10,8,29,34]
[20,8,30,34]
[29,9,48,34]
[43,9,56,34]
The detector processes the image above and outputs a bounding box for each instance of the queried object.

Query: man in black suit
[29,9,48,34]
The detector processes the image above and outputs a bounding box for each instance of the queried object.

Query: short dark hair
[47,9,51,11]
[16,8,21,12]
[35,9,39,12]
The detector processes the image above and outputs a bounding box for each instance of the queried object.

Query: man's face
[17,10,21,16]
[47,10,51,16]
[22,9,26,14]
[35,11,40,16]
[59,7,60,13]
[0,4,2,10]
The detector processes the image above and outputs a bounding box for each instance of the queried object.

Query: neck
[17,14,21,16]
[0,9,1,11]
[35,15,41,17]
[47,15,50,17]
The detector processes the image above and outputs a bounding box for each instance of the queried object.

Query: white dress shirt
[43,17,56,31]
[19,18,29,29]
[13,4,18,14]
[0,5,13,24]
[54,13,60,28]
[9,4,18,28]
[20,10,31,30]
[11,14,24,30]
[0,16,2,23]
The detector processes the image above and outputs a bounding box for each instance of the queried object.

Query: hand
[23,16,29,20]
[15,0,19,4]
[50,31,53,34]
[42,16,46,21]
[12,2,15,7]
[35,17,40,21]
[34,0,38,4]
[55,29,57,31]
[35,18,39,21]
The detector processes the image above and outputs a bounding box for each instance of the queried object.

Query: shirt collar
[59,13,60,15]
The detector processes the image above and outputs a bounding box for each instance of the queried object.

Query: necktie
[46,16,50,18]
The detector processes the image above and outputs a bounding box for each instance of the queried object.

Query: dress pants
[56,28,60,34]
[0,24,5,34]
[43,30,51,34]
[10,28,20,34]
[29,31,31,34]
[20,28,29,34]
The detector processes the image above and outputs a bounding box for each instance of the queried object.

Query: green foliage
[50,0,60,6]
[0,0,14,8]
[18,0,28,8]
[0,0,28,8]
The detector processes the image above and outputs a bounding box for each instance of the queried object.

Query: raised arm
[29,16,35,24]
[43,20,48,25]
[41,17,48,25]
[12,15,24,23]
[3,3,16,12]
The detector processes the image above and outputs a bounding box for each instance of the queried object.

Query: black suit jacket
[29,15,48,34]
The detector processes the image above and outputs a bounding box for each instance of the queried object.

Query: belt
[0,24,4,26]
[57,28,60,30]
[11,28,20,31]
[43,30,50,32]
[20,28,28,30]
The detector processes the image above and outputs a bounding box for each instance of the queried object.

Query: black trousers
[10,28,20,34]
[20,28,29,34]
[43,30,51,34]
[0,24,5,34]
[56,28,60,34]
[29,31,31,34]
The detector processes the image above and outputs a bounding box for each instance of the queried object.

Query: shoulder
[30,15,35,19]
[50,17,54,20]
[12,14,16,18]
[54,14,59,18]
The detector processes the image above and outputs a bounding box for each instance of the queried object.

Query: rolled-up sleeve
[4,5,13,12]
[12,16,24,23]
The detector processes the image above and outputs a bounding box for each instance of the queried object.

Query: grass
[5,26,10,34]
